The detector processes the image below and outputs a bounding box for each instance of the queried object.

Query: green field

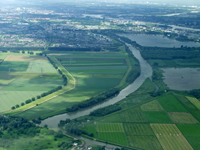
[168,112,199,124]
[96,123,124,132]
[120,107,147,123]
[97,113,122,123]
[26,61,58,73]
[2,79,63,91]
[144,111,173,123]
[140,100,164,111]
[124,123,154,136]
[97,132,129,146]
[0,61,30,72]
[186,96,200,110]
[177,125,200,150]
[82,124,97,138]
[150,124,193,150]
[157,94,187,112]
[127,136,163,150]
[0,91,44,112]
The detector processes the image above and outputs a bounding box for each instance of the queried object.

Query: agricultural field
[186,96,200,110]
[0,53,63,113]
[150,124,193,150]
[81,92,200,149]
[157,94,187,112]
[144,111,173,123]
[168,112,199,124]
[177,124,200,149]
[120,107,147,123]
[96,123,124,132]
[140,100,164,111]
[16,51,130,119]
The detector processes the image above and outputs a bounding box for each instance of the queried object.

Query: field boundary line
[1,56,76,115]
[26,61,31,72]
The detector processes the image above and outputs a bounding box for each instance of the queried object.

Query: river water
[41,44,153,130]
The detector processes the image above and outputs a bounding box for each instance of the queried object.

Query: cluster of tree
[48,47,101,52]
[11,86,62,110]
[57,140,74,149]
[58,119,71,127]
[66,88,120,112]
[65,123,82,136]
[81,130,94,137]
[189,89,200,99]
[47,56,58,69]
[0,116,40,139]
[58,69,68,86]
[140,47,200,60]
[89,104,121,116]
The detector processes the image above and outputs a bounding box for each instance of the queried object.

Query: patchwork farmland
[0,53,63,113]
[81,93,200,149]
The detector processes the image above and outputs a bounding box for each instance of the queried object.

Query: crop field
[150,124,193,150]
[186,96,200,110]
[140,100,164,111]
[127,135,163,150]
[97,113,122,123]
[168,112,199,124]
[96,123,124,132]
[0,61,30,72]
[124,123,154,136]
[2,79,63,91]
[4,55,47,61]
[157,94,187,112]
[177,124,200,137]
[120,107,147,123]
[97,132,129,146]
[0,91,44,112]
[26,61,58,73]
[144,111,173,123]
[174,94,197,110]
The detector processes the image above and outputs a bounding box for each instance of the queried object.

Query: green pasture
[26,61,58,73]
[2,79,63,91]
[0,91,44,112]
[144,111,173,123]
[120,107,147,123]
[97,113,122,123]
[82,124,97,138]
[97,132,129,146]
[148,59,166,67]
[0,53,9,59]
[186,96,200,110]
[151,124,193,150]
[0,61,30,72]
[140,100,164,111]
[168,112,199,124]
[157,94,187,112]
[127,136,162,150]
[124,123,154,136]
[174,94,197,110]
[177,124,200,137]
[96,123,124,132]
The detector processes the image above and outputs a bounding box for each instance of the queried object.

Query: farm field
[97,132,129,146]
[157,94,187,112]
[150,124,193,150]
[168,112,199,124]
[96,123,124,132]
[186,96,200,110]
[144,111,173,123]
[0,53,63,113]
[177,125,200,149]
[140,100,164,111]
[120,107,147,123]
[15,51,130,118]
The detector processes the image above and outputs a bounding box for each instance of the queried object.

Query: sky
[1,0,200,6]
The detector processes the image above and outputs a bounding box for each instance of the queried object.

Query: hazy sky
[1,0,200,6]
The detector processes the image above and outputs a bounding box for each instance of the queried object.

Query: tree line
[66,88,120,112]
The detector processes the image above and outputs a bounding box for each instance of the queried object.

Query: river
[41,43,153,130]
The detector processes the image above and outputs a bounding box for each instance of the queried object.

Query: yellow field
[186,96,200,110]
[4,55,47,61]
[150,124,193,150]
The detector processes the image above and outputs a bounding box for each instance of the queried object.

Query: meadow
[15,50,130,119]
